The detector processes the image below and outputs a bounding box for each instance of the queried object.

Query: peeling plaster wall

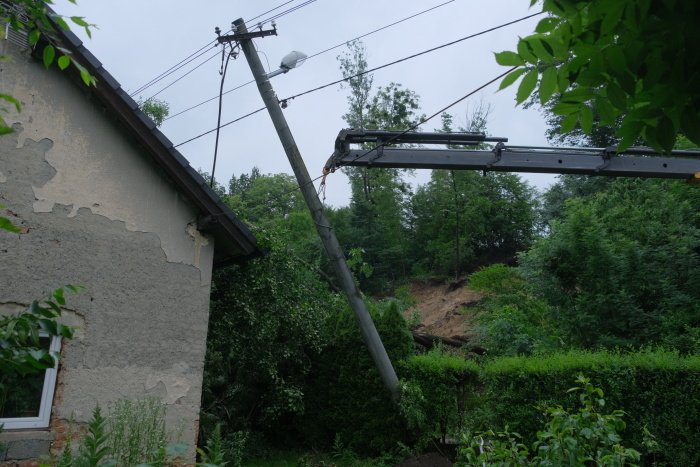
[0,44,216,458]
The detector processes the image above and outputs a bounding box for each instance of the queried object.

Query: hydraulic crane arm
[325,129,700,180]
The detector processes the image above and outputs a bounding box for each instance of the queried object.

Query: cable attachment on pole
[318,166,331,202]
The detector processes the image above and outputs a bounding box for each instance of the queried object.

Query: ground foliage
[474,350,700,466]
[459,376,641,466]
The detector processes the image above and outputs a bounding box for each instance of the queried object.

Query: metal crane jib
[324,129,700,181]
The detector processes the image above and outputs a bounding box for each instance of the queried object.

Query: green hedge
[472,350,700,466]
[400,351,480,441]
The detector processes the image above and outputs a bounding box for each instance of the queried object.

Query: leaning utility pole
[230,18,399,398]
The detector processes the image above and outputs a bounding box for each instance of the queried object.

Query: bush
[458,376,640,466]
[201,230,339,452]
[469,265,560,357]
[301,300,415,455]
[471,350,700,466]
[399,348,479,443]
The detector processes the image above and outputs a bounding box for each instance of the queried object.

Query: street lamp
[267,50,308,78]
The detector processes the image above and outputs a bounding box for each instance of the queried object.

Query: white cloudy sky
[53,0,556,206]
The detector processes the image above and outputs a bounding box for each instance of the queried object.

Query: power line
[220,67,519,216]
[305,0,454,62]
[173,11,542,147]
[246,0,296,24]
[175,107,267,148]
[255,0,319,27]
[145,48,221,101]
[282,11,542,104]
[167,79,256,121]
[338,67,518,167]
[130,1,308,97]
[131,42,218,97]
[164,0,455,122]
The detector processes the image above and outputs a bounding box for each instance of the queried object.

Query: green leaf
[552,102,580,116]
[28,29,40,46]
[52,15,70,31]
[560,112,579,133]
[494,51,525,67]
[535,17,558,33]
[681,107,700,146]
[70,16,89,27]
[0,217,21,233]
[601,2,625,36]
[73,61,97,86]
[0,93,22,112]
[539,67,557,104]
[57,55,70,70]
[579,105,593,133]
[516,69,538,104]
[617,119,643,150]
[517,38,538,64]
[595,95,617,125]
[606,82,627,110]
[42,44,56,68]
[498,68,527,91]
[54,287,66,305]
[529,37,554,63]
[654,116,676,153]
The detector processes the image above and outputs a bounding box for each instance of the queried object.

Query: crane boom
[325,129,700,180]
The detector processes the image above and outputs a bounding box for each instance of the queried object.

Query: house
[0,15,258,464]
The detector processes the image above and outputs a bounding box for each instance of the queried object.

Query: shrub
[471,350,700,466]
[400,348,479,443]
[458,376,640,466]
[301,299,415,455]
[469,265,560,357]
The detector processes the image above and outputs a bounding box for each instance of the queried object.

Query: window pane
[0,336,50,418]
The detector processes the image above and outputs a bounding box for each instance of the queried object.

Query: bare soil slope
[404,279,482,340]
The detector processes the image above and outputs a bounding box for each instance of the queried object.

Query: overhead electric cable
[131,42,218,97]
[164,0,456,121]
[132,44,218,97]
[145,49,221,101]
[305,0,454,61]
[130,2,302,97]
[255,0,318,27]
[174,12,540,147]
[210,46,236,187]
[246,0,296,24]
[339,67,518,166]
[282,11,542,104]
[175,107,267,147]
[228,67,520,210]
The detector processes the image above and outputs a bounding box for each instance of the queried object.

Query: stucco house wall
[0,35,253,463]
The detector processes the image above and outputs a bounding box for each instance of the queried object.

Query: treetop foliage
[496,0,700,152]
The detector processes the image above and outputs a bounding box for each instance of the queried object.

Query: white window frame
[0,335,61,430]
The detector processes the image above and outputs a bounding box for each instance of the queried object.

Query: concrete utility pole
[232,18,399,398]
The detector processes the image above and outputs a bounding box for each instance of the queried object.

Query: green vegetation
[459,376,641,466]
[1,286,79,419]
[3,5,698,465]
[475,350,700,466]
[44,399,191,467]
[195,35,699,465]
[497,0,700,152]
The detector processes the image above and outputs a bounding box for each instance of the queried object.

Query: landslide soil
[402,279,483,340]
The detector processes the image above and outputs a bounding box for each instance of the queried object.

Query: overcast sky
[53,0,556,206]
